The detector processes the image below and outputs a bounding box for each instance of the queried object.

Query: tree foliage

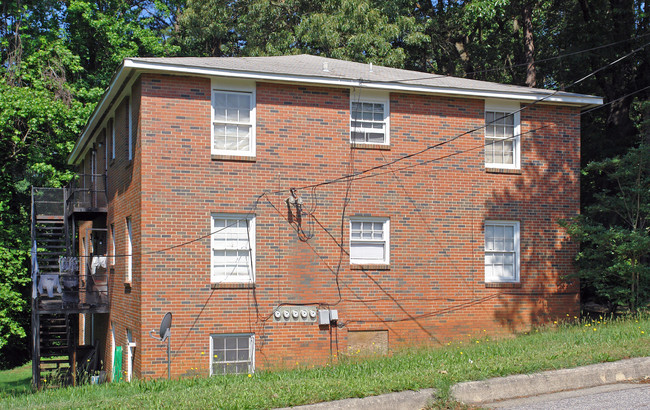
[0,42,87,364]
[562,101,650,311]
[0,0,177,367]
[66,0,180,89]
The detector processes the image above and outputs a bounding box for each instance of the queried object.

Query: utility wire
[27,44,649,261]
[26,83,650,260]
[275,42,649,193]
[383,33,650,84]
[341,84,650,185]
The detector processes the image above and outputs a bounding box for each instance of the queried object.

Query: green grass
[2,314,649,409]
[0,361,32,397]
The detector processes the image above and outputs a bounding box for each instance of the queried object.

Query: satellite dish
[148,312,173,379]
[159,312,172,341]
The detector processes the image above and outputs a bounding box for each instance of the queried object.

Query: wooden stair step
[41,358,70,364]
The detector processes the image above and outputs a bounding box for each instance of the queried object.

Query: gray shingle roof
[70,54,602,164]
[128,54,592,99]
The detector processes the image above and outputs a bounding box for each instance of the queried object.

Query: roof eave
[69,59,603,164]
[122,59,603,107]
[68,62,132,165]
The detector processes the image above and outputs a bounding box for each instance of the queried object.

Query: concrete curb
[451,357,650,405]
[278,388,435,410]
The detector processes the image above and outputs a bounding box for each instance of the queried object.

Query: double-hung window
[350,218,390,265]
[484,221,520,283]
[210,214,255,283]
[211,334,255,375]
[485,100,520,169]
[350,90,389,145]
[211,82,255,156]
[110,224,115,266]
[110,117,115,161]
[126,328,135,381]
[125,217,132,283]
[127,96,133,161]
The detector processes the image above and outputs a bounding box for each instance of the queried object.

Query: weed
[1,312,648,408]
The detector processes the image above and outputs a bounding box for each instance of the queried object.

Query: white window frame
[349,217,390,265]
[126,328,135,382]
[110,224,115,266]
[126,217,132,283]
[110,321,115,380]
[127,95,133,161]
[210,334,255,375]
[485,99,520,169]
[211,79,256,157]
[484,220,520,283]
[81,236,87,276]
[99,122,106,166]
[350,89,390,145]
[80,313,86,346]
[110,117,115,160]
[210,213,255,284]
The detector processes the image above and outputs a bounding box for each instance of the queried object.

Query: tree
[66,0,180,90]
[173,0,429,67]
[0,42,90,365]
[549,0,650,164]
[0,0,179,367]
[562,101,650,311]
[291,0,426,67]
[173,0,239,57]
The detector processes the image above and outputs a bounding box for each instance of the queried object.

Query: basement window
[210,334,255,375]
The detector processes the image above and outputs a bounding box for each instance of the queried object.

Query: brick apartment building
[32,55,602,383]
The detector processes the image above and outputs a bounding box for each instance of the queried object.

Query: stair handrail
[65,174,108,211]
[30,186,39,388]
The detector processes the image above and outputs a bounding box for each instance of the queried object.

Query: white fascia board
[366,82,603,107]
[123,59,603,107]
[69,59,603,164]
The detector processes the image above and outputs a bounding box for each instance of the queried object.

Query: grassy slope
[2,315,648,409]
[0,361,32,397]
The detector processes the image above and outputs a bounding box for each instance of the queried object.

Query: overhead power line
[281,41,649,193]
[26,42,649,260]
[386,33,650,84]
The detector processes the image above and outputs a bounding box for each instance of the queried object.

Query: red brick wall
[101,79,144,380]
[101,73,580,379]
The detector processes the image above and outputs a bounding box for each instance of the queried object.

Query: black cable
[382,34,650,84]
[24,49,649,259]
[269,42,649,195]
[340,84,650,185]
[263,194,435,336]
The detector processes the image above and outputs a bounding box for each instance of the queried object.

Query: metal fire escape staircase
[31,177,108,389]
[31,188,73,387]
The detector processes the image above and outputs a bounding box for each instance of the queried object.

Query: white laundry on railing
[90,256,107,275]
[31,240,39,299]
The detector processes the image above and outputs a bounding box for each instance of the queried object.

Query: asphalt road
[489,383,650,409]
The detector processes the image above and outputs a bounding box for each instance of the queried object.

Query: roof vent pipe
[322,62,329,72]
[369,63,373,73]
